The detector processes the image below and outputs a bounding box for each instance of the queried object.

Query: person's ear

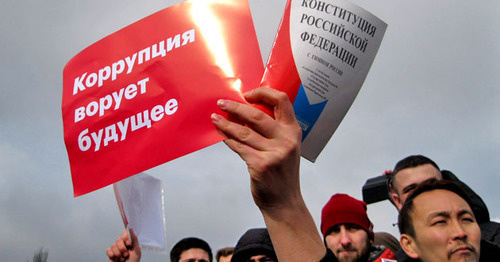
[388,186,403,210]
[400,234,420,259]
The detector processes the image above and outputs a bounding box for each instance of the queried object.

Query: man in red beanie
[321,194,396,262]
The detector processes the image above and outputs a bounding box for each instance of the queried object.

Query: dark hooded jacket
[441,170,500,247]
[231,228,277,262]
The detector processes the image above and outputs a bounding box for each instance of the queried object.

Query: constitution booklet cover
[262,0,387,161]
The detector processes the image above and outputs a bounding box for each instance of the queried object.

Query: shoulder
[394,247,419,262]
[373,232,400,253]
[479,238,500,262]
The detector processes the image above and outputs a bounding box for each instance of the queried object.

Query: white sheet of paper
[113,173,166,252]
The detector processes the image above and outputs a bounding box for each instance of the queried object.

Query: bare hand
[106,228,141,262]
[212,87,325,261]
[211,87,302,212]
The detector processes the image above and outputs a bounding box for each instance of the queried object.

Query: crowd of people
[106,88,500,261]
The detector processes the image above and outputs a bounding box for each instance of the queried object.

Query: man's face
[325,224,371,262]
[391,164,442,210]
[179,248,210,262]
[401,189,481,262]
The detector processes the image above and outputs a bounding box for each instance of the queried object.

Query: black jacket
[442,170,500,248]
[395,239,500,262]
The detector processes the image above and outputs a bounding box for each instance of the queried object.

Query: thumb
[129,228,139,248]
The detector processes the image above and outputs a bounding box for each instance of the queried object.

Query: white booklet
[263,0,387,161]
[113,173,167,252]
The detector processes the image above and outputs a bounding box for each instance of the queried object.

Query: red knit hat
[321,193,374,239]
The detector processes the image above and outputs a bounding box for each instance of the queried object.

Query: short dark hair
[170,237,213,262]
[398,179,474,238]
[215,247,234,262]
[389,155,440,188]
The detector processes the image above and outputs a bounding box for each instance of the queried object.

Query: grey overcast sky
[0,0,498,261]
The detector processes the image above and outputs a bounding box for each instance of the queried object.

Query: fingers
[222,136,265,167]
[107,242,127,261]
[216,98,278,139]
[129,228,138,247]
[106,230,130,261]
[122,230,132,247]
[244,87,297,126]
[212,87,301,164]
[213,87,298,141]
[128,228,142,258]
[106,247,116,261]
[211,112,269,152]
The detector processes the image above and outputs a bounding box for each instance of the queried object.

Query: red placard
[62,0,263,197]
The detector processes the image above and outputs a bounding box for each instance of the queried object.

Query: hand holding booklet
[113,173,166,252]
